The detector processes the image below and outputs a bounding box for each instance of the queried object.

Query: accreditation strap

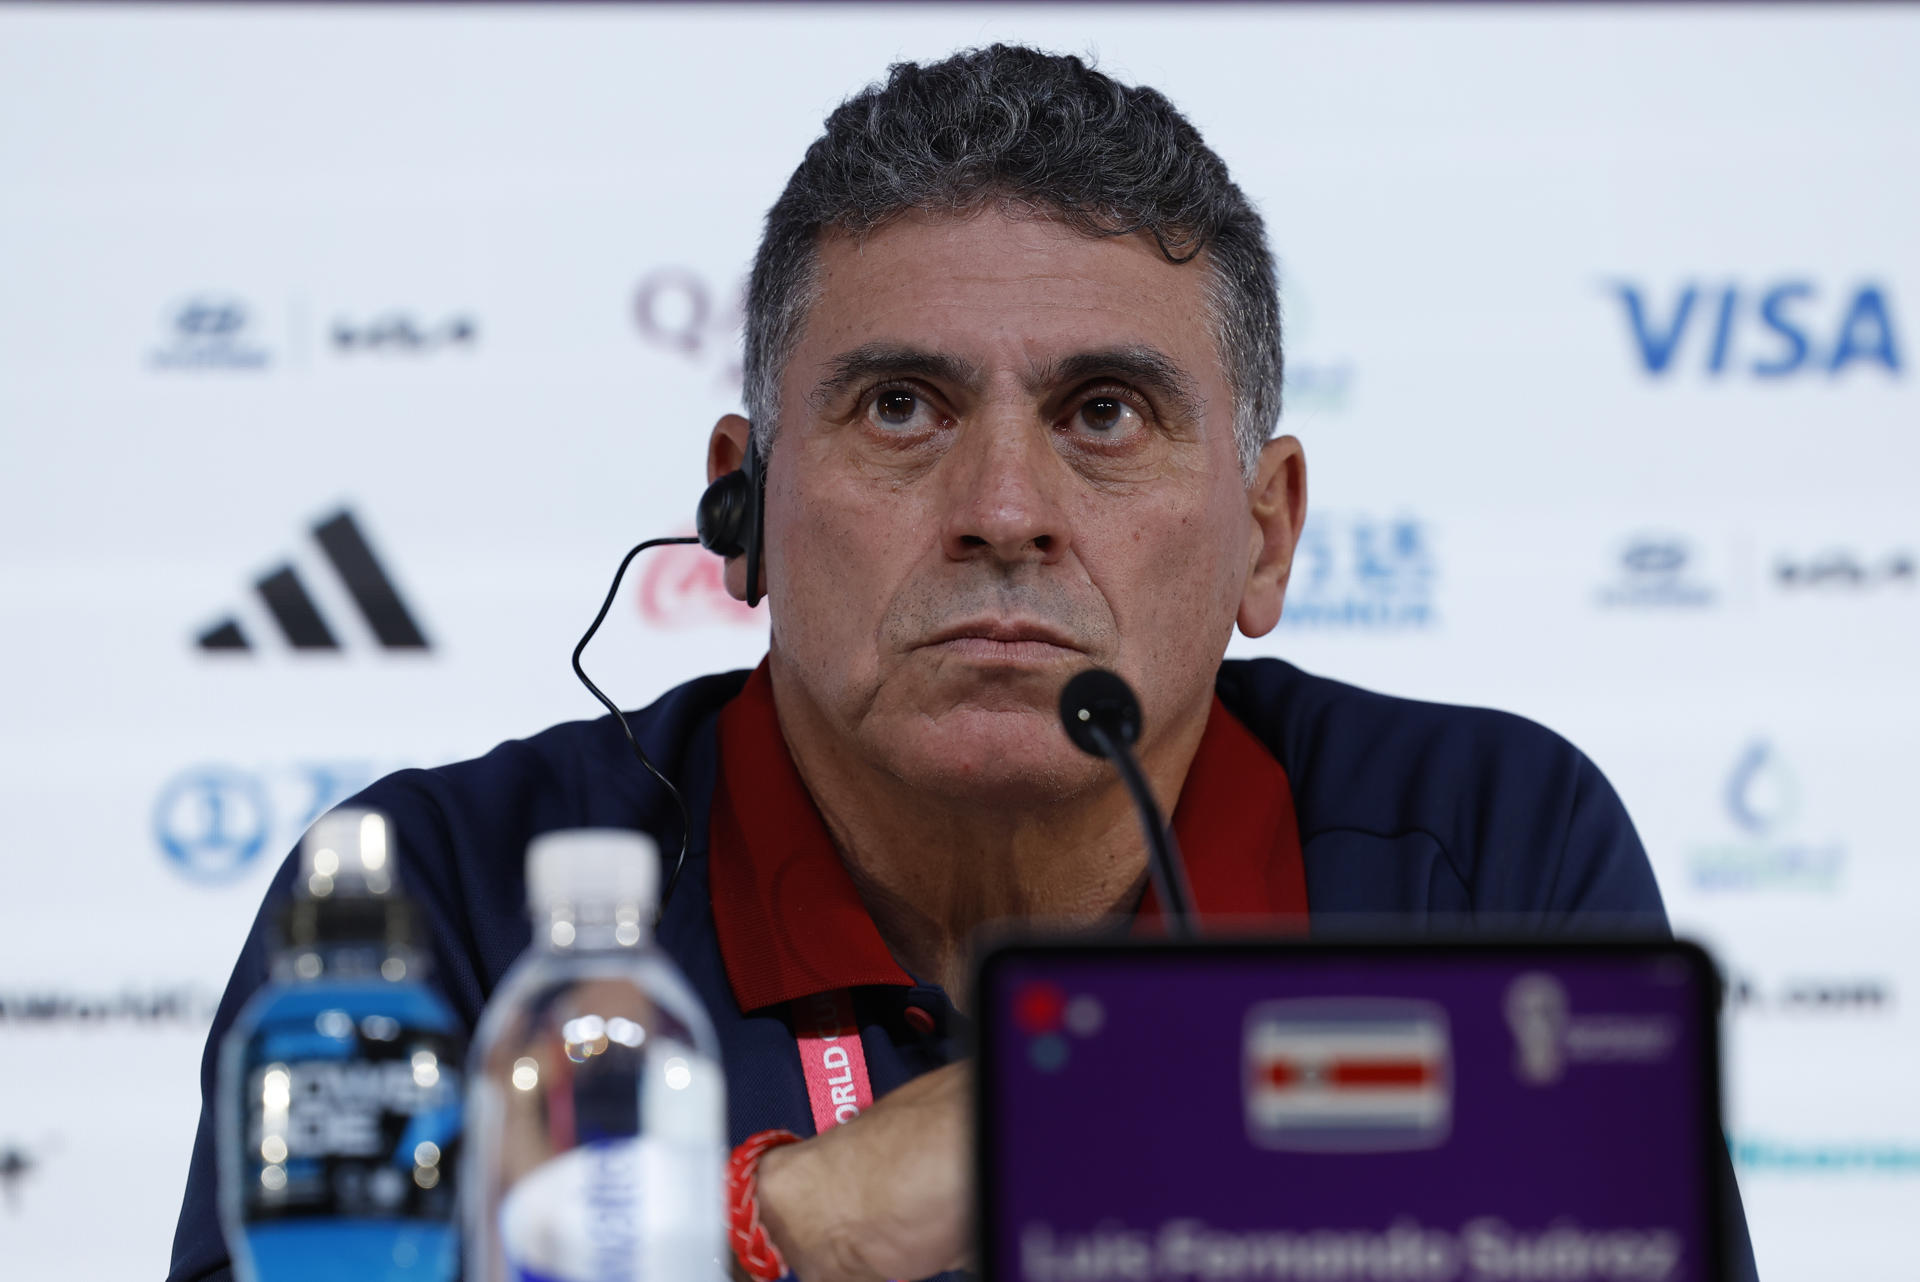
[789,988,874,1134]
[726,989,881,1282]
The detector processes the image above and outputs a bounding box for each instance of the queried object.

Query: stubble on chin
[854,694,1102,809]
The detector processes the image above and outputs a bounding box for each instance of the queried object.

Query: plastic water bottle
[218,808,464,1282]
[465,829,727,1282]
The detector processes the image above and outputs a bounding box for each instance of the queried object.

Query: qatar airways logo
[632,267,745,392]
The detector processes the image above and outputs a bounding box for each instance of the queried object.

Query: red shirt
[707,662,1307,1013]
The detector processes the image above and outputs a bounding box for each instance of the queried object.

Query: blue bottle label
[233,986,463,1227]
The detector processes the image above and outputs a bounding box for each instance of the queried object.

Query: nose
[938,416,1072,567]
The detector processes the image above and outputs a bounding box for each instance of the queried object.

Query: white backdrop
[1,5,1915,1279]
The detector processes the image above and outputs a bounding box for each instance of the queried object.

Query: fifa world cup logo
[1503,973,1569,1085]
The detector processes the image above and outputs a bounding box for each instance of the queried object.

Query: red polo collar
[707,662,1308,1013]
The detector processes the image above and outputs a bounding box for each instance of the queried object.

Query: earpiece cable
[571,536,702,919]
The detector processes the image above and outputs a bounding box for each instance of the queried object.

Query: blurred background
[0,3,1914,1278]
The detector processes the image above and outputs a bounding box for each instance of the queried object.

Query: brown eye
[877,391,919,425]
[1074,396,1142,438]
[1083,398,1124,432]
[865,387,941,436]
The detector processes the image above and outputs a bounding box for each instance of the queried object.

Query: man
[170,45,1753,1282]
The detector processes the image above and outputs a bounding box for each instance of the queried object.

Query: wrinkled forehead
[785,211,1232,407]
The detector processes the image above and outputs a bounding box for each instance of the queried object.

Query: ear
[706,413,754,602]
[1236,435,1307,638]
[707,412,752,483]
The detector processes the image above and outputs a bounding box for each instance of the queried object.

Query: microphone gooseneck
[1059,669,1196,935]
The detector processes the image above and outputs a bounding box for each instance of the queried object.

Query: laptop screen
[975,939,1723,1282]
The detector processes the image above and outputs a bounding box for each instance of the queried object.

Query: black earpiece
[694,431,766,606]
[694,471,750,558]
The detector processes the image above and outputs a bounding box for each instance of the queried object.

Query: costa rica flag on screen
[1242,999,1452,1153]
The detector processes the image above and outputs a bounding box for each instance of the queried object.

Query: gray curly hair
[744,44,1282,481]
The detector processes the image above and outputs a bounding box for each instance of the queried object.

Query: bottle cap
[299,808,397,898]
[526,829,659,915]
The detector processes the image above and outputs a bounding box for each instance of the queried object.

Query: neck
[769,663,1209,1006]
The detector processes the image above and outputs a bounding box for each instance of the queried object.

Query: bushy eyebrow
[810,344,984,411]
[808,340,1207,423]
[1034,346,1207,424]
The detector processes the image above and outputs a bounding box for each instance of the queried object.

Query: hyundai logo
[173,298,249,338]
[1622,540,1686,576]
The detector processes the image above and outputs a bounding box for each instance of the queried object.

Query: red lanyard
[789,989,874,1134]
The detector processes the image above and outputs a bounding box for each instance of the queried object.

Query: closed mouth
[919,619,1084,659]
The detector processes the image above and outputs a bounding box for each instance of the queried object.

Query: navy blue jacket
[167,658,1756,1281]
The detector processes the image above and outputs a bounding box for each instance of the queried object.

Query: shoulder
[1217,658,1665,921]
[1217,658,1586,832]
[395,667,749,818]
[331,668,751,1005]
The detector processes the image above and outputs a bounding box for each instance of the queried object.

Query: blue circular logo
[153,767,271,883]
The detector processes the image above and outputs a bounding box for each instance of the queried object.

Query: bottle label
[499,1137,725,1282]
[237,1009,462,1223]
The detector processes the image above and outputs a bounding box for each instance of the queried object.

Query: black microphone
[1059,669,1196,935]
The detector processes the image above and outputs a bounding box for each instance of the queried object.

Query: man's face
[749,208,1290,802]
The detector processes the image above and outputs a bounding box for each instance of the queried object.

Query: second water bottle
[465,829,728,1282]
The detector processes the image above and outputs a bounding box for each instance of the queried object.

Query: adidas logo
[196,508,430,654]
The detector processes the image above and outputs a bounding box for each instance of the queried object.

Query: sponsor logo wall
[1,7,1915,1280]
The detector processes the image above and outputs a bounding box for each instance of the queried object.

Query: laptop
[975,937,1726,1282]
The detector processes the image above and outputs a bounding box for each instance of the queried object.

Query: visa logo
[1612,281,1902,378]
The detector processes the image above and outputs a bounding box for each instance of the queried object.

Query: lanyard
[789,988,874,1134]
